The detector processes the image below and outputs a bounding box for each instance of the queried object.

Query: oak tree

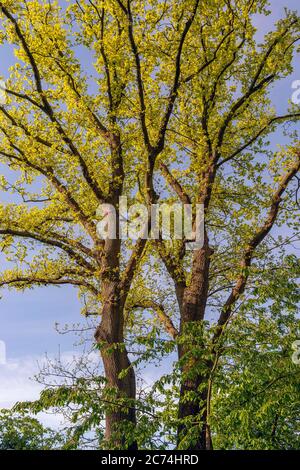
[0,0,300,449]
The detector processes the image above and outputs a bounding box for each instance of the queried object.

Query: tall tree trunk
[176,235,213,450]
[95,237,137,450]
[175,165,216,450]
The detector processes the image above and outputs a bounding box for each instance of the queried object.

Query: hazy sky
[0,0,299,415]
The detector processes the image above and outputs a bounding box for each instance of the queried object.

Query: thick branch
[0,272,99,295]
[120,238,147,301]
[117,0,152,152]
[155,0,200,153]
[132,301,179,340]
[217,113,300,167]
[216,19,298,154]
[0,143,98,242]
[214,152,300,342]
[159,162,191,205]
[0,4,106,203]
[0,228,95,271]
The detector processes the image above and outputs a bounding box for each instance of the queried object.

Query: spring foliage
[0,0,299,449]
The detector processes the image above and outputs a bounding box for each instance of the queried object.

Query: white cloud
[0,356,43,407]
[0,353,75,429]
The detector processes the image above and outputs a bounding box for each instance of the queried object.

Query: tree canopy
[0,410,62,449]
[0,0,299,450]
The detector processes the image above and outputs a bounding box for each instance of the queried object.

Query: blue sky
[0,0,299,414]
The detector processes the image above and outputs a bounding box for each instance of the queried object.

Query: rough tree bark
[175,163,216,450]
[176,235,214,450]
[174,156,300,450]
[95,235,138,450]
